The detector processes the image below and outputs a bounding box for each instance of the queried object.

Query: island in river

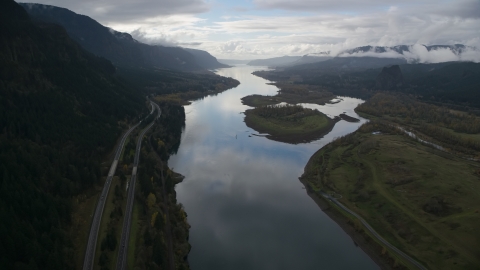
[244,104,339,144]
[241,82,334,107]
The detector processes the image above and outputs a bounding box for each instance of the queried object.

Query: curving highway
[319,191,427,270]
[83,122,140,270]
[116,102,161,270]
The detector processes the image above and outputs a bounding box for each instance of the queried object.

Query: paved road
[319,191,427,270]
[116,103,160,270]
[82,123,140,270]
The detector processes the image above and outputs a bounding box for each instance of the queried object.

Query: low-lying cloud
[337,44,480,63]
[20,0,480,60]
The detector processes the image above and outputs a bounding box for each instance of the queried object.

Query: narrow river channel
[169,65,379,269]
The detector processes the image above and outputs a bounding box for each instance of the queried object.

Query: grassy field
[244,105,337,143]
[302,122,480,269]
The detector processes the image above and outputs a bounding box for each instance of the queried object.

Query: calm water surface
[169,65,379,270]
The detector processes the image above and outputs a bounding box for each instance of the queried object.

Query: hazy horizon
[18,0,480,60]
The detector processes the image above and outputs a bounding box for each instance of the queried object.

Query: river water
[169,65,379,270]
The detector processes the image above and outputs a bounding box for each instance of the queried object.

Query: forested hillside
[0,1,144,268]
[21,3,229,71]
[254,61,480,108]
[20,3,200,71]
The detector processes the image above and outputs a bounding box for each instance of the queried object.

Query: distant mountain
[274,44,475,72]
[20,3,226,71]
[274,44,472,70]
[283,53,332,67]
[341,45,411,55]
[218,59,251,65]
[1,0,145,268]
[184,48,230,69]
[247,56,302,66]
[288,56,407,73]
[341,44,468,56]
[337,44,473,64]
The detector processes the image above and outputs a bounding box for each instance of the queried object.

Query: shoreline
[243,109,340,144]
[298,176,397,270]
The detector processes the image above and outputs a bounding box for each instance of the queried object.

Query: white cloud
[21,0,209,24]
[105,14,209,46]
[21,0,480,60]
[403,45,480,63]
[334,44,480,63]
[338,50,405,59]
[205,2,480,59]
[253,0,480,19]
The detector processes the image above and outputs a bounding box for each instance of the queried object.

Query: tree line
[0,1,145,268]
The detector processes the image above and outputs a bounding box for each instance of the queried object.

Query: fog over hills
[337,44,479,63]
[15,0,480,60]
[246,44,479,68]
[20,3,227,71]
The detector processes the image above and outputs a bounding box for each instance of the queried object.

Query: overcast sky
[20,0,480,59]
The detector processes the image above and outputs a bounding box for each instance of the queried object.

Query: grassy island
[244,104,338,144]
[241,83,334,107]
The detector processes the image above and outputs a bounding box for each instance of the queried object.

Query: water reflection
[169,65,378,270]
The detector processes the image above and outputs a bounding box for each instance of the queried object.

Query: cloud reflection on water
[169,65,378,270]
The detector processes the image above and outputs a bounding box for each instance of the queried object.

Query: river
[168,65,379,269]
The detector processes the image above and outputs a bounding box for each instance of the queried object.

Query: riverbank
[244,104,339,144]
[301,120,480,269]
[298,176,397,270]
[127,102,191,269]
[154,78,240,105]
[171,65,378,269]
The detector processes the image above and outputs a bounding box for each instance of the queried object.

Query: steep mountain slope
[0,1,145,269]
[21,3,228,71]
[184,48,230,69]
[20,3,202,71]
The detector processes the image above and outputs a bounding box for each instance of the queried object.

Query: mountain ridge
[1,0,146,268]
[20,3,227,71]
[246,44,476,69]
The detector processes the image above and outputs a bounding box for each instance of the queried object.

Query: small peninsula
[244,104,338,144]
[241,82,334,107]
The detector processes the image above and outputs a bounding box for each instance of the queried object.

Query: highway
[319,191,427,270]
[116,102,160,270]
[82,122,140,270]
